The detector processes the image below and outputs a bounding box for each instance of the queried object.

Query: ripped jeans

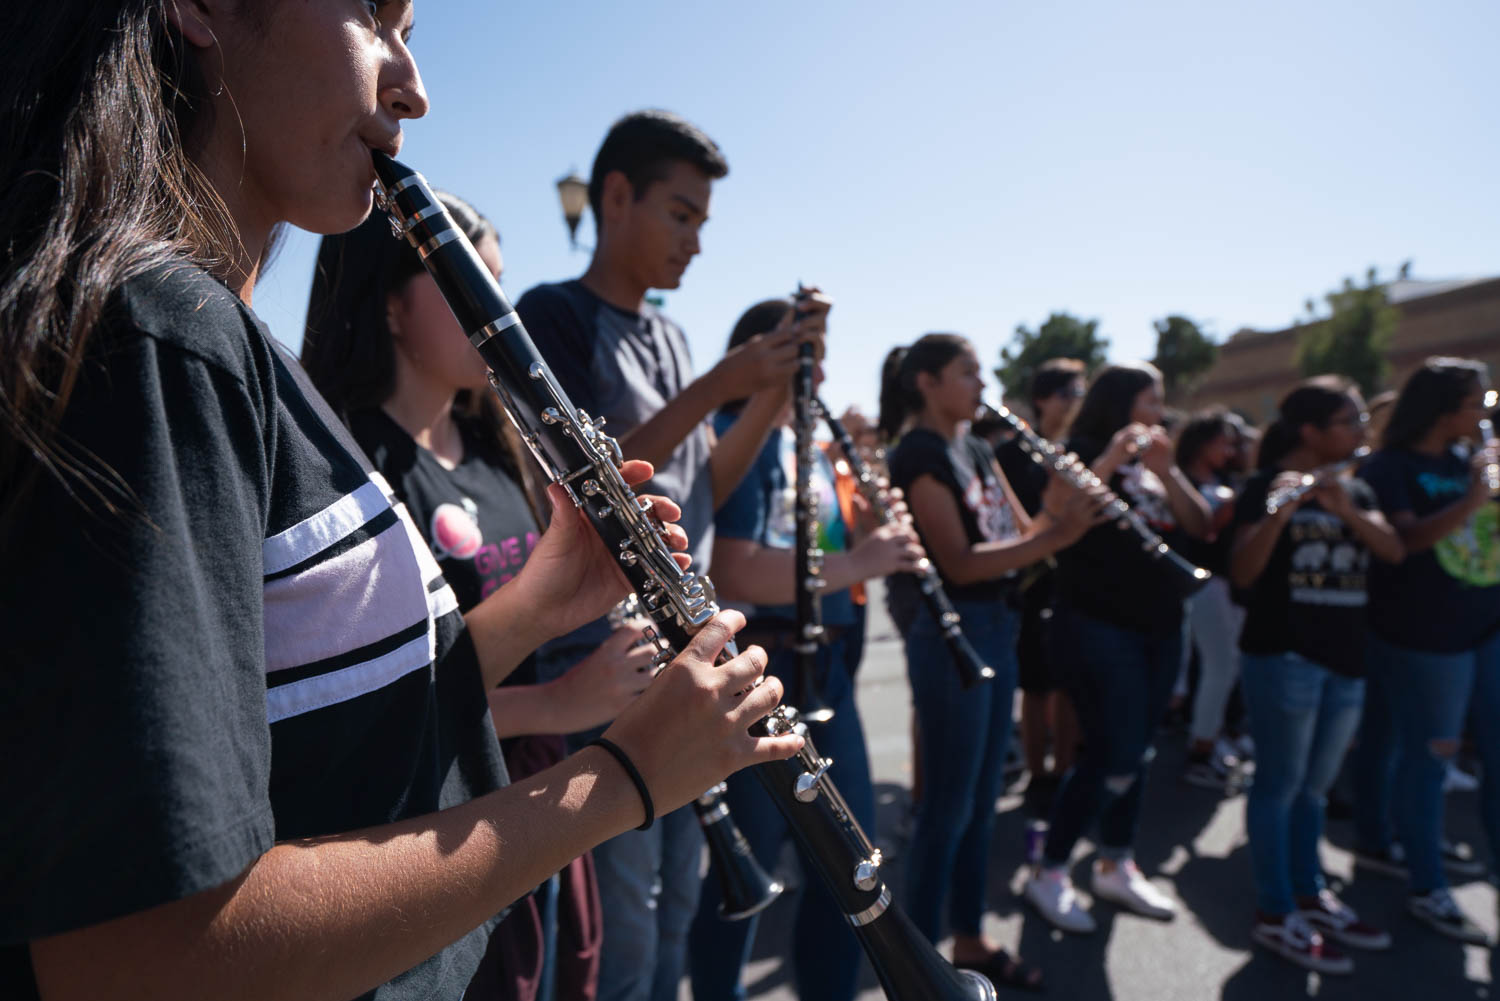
[1372,630,1500,893]
[1043,606,1183,867]
[1241,652,1364,916]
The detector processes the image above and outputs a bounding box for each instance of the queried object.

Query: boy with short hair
[516,109,826,1001]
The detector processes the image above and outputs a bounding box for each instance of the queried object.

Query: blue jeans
[1043,606,1183,865]
[903,598,1020,940]
[539,641,703,1001]
[688,638,874,1001]
[1241,652,1364,917]
[1352,652,1397,855]
[1374,629,1500,892]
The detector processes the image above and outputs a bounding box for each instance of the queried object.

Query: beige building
[1182,276,1500,423]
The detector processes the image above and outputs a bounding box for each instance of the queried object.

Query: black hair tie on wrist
[588,737,655,830]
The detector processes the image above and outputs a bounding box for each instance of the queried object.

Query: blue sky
[255,0,1498,416]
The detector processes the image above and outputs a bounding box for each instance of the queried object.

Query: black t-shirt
[1052,437,1195,631]
[0,263,509,1000]
[888,428,1020,605]
[996,436,1047,517]
[350,410,541,614]
[350,407,543,704]
[1233,469,1378,677]
[1360,447,1500,652]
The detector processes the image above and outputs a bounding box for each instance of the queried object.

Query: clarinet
[991,404,1212,600]
[611,597,783,920]
[371,153,994,1001]
[818,398,995,689]
[791,289,835,724]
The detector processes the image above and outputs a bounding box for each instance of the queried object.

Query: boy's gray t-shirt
[515,280,715,674]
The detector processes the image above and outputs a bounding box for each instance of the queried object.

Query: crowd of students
[1,6,1496,1001]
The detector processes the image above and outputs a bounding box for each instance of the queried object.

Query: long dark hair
[877,333,970,440]
[1257,376,1357,471]
[1382,356,1489,451]
[1067,362,1161,445]
[719,298,793,416]
[0,2,244,529]
[301,197,544,521]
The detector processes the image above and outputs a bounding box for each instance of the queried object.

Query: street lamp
[555,169,589,249]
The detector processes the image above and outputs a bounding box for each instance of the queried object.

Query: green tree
[1296,267,1397,396]
[995,312,1109,400]
[1151,314,1217,398]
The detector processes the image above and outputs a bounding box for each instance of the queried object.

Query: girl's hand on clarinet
[1139,427,1174,476]
[1106,422,1152,464]
[1042,473,1109,543]
[599,611,803,816]
[852,521,927,578]
[554,622,659,730]
[517,461,690,638]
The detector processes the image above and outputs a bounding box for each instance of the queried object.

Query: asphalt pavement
[680,580,1497,1001]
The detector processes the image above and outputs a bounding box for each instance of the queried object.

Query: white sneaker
[1091,859,1177,920]
[1024,867,1097,934]
[1252,913,1354,975]
[1443,763,1480,794]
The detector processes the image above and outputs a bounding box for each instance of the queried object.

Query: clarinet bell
[696,785,785,921]
[795,657,837,724]
[949,630,996,690]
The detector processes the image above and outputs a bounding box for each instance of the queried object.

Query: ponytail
[1257,375,1357,471]
[876,333,971,441]
[877,347,912,440]
[1256,419,1299,472]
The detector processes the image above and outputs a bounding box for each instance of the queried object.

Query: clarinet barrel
[695,783,784,920]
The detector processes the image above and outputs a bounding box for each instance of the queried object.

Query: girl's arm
[712,522,925,605]
[906,473,1092,587]
[1229,497,1296,590]
[465,470,688,690]
[487,624,656,738]
[1385,452,1495,553]
[30,615,799,1001]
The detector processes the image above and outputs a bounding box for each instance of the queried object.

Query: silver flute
[1264,447,1372,515]
[372,153,994,1001]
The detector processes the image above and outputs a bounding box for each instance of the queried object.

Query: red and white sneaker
[1296,890,1392,950]
[1251,913,1354,975]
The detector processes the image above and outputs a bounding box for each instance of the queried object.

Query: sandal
[954,948,1045,993]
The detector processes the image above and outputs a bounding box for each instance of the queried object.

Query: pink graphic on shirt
[474,531,540,599]
[430,502,483,560]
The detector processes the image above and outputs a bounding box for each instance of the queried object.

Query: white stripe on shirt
[262,478,392,576]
